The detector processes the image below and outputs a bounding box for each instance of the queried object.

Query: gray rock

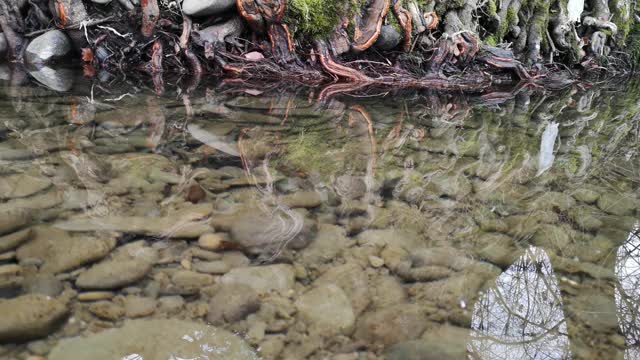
[300,224,349,265]
[354,304,429,347]
[170,270,215,294]
[0,294,68,342]
[17,226,116,274]
[220,264,295,294]
[23,274,64,297]
[0,228,31,251]
[597,192,637,216]
[157,296,185,315]
[375,25,402,50]
[280,191,323,208]
[55,212,213,238]
[48,319,260,360]
[76,242,157,289]
[91,0,112,3]
[25,30,72,65]
[335,175,367,200]
[295,284,355,336]
[207,284,260,324]
[385,325,470,360]
[88,301,125,321]
[124,296,157,318]
[356,229,423,250]
[0,174,52,200]
[182,0,236,16]
[229,207,316,254]
[193,260,230,274]
[315,263,370,315]
[188,16,244,46]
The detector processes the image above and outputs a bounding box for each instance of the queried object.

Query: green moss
[284,0,366,39]
[484,35,498,46]
[497,7,518,40]
[284,0,340,39]
[284,132,338,178]
[627,24,640,67]
[487,0,497,17]
[610,0,632,42]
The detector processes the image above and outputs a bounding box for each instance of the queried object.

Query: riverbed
[0,68,638,360]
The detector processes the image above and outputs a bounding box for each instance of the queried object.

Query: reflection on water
[0,66,639,359]
[470,247,570,359]
[616,224,640,359]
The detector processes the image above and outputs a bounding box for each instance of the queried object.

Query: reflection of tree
[615,224,640,359]
[469,247,571,360]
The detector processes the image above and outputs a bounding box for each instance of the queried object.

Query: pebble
[124,296,157,318]
[88,301,125,321]
[198,233,226,251]
[170,270,215,294]
[182,0,237,17]
[77,291,115,302]
[368,255,385,268]
[0,228,32,252]
[157,296,185,315]
[23,274,64,297]
[207,284,260,325]
[0,213,30,239]
[193,260,230,274]
[189,247,223,261]
[220,264,295,294]
[0,294,68,342]
[295,284,355,336]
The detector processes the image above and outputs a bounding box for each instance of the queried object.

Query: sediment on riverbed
[0,0,639,94]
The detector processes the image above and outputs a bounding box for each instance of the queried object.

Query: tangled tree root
[0,0,636,92]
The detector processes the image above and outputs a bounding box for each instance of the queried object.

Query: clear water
[0,66,639,360]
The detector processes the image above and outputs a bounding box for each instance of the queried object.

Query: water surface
[0,67,639,360]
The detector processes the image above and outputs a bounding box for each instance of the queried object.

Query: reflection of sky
[614,223,640,359]
[469,247,571,359]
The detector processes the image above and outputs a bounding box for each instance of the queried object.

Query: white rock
[182,0,237,17]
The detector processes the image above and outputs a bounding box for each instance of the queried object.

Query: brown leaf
[81,48,94,62]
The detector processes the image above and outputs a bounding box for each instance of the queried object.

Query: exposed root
[315,40,373,82]
[391,0,412,52]
[352,0,390,52]
[141,0,160,38]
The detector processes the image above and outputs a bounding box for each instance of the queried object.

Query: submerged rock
[76,242,157,289]
[0,228,31,251]
[295,284,355,336]
[207,284,260,324]
[0,174,52,200]
[182,0,236,16]
[55,213,213,238]
[25,30,72,65]
[596,192,637,216]
[48,319,260,360]
[229,207,316,254]
[0,294,68,343]
[354,304,429,348]
[220,264,295,294]
[16,227,116,274]
[385,325,470,360]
